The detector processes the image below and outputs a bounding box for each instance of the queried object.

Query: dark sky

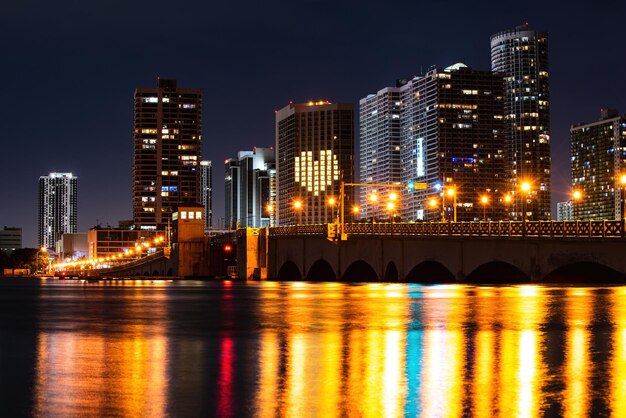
[2,0,625,246]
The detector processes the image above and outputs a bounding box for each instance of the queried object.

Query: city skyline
[2,1,626,245]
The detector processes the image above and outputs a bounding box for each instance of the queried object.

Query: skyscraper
[38,172,78,248]
[225,148,276,228]
[359,84,402,221]
[491,24,550,220]
[133,79,202,230]
[224,158,240,229]
[398,64,507,222]
[571,109,626,220]
[276,101,354,225]
[200,160,213,229]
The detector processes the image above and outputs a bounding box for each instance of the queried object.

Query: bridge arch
[306,259,337,281]
[465,261,530,284]
[277,260,302,281]
[342,260,378,282]
[383,262,399,282]
[153,270,160,276]
[543,261,626,283]
[405,260,455,283]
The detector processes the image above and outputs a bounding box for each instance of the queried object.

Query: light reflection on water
[3,280,626,416]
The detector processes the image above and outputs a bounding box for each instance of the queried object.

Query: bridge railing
[264,220,625,239]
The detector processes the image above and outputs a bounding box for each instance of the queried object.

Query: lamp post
[387,201,396,232]
[572,190,582,220]
[369,192,378,224]
[480,195,489,221]
[328,197,336,223]
[446,187,457,222]
[521,181,531,221]
[293,200,303,225]
[504,194,512,220]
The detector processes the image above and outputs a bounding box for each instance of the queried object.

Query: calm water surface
[1,278,625,417]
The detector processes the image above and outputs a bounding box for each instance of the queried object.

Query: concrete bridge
[239,220,626,283]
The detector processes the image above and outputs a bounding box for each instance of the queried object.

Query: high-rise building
[38,173,78,248]
[275,101,354,225]
[224,158,240,229]
[556,201,573,221]
[571,109,626,220]
[224,148,275,228]
[0,227,22,254]
[133,79,202,230]
[359,84,402,220]
[362,64,505,222]
[491,24,550,220]
[200,160,213,229]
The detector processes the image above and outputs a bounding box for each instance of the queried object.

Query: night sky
[2,0,625,246]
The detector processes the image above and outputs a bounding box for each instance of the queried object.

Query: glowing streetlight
[520,181,531,220]
[480,195,489,221]
[293,200,303,225]
[352,206,360,214]
[446,187,457,222]
[389,192,398,201]
[572,189,582,220]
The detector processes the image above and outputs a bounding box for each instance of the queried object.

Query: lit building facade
[359,85,402,220]
[571,109,626,220]
[491,24,550,220]
[556,201,573,221]
[276,101,354,225]
[133,79,202,230]
[391,64,506,222]
[38,173,78,248]
[87,228,160,259]
[200,160,213,228]
[224,148,275,228]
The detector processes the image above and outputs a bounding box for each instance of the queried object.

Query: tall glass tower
[491,24,550,220]
[38,172,78,248]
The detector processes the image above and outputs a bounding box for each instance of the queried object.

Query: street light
[572,190,582,220]
[520,181,531,220]
[266,203,274,226]
[446,187,457,222]
[293,200,303,224]
[328,197,336,223]
[480,195,489,221]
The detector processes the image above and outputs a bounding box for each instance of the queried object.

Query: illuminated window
[142,97,158,103]
[196,211,202,219]
[181,211,187,219]
[188,211,195,219]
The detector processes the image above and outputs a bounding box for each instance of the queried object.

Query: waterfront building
[359,84,403,221]
[200,160,213,229]
[275,101,354,225]
[571,109,626,220]
[38,173,78,248]
[133,79,202,230]
[87,228,160,260]
[491,24,551,220]
[224,148,275,228]
[556,201,573,221]
[0,227,22,254]
[364,64,505,222]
